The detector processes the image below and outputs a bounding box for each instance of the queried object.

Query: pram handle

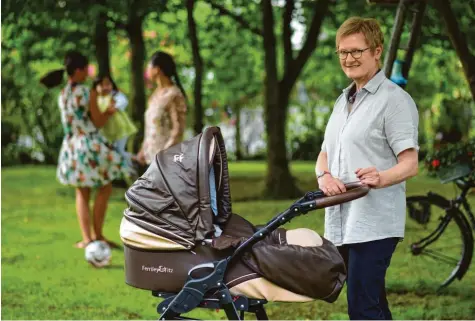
[299,181,368,202]
[285,181,369,216]
[231,182,369,260]
[313,181,370,209]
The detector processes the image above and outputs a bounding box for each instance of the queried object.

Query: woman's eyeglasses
[336,48,370,60]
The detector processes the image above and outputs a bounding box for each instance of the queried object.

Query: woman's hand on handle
[315,151,346,196]
[318,174,347,196]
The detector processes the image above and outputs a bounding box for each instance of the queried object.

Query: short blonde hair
[336,17,384,51]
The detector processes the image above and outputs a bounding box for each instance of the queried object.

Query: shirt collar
[342,69,386,95]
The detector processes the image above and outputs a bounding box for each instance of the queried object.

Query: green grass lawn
[2,162,475,320]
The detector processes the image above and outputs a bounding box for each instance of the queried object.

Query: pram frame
[157,182,369,320]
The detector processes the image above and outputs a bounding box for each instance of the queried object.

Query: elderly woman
[315,17,419,320]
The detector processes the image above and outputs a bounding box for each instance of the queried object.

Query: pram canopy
[124,126,231,248]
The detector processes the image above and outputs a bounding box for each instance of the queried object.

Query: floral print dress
[143,86,187,164]
[56,82,129,188]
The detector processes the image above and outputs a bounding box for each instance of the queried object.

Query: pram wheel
[154,290,269,320]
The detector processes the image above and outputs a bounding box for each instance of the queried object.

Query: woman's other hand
[355,167,382,188]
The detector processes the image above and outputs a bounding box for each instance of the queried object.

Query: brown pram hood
[124,127,232,248]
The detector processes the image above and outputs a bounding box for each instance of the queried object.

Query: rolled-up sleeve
[321,139,326,153]
[384,96,419,156]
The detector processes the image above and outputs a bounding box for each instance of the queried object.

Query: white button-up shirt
[321,70,419,246]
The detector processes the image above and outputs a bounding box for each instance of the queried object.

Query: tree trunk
[94,3,110,76]
[383,0,410,78]
[433,0,475,100]
[210,0,328,198]
[261,0,301,199]
[402,1,426,80]
[127,14,147,153]
[261,0,329,199]
[233,103,243,160]
[186,0,204,135]
[265,95,302,199]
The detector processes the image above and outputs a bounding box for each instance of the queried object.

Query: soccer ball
[85,240,112,268]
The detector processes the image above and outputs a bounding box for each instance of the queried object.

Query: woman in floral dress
[134,51,188,165]
[43,51,129,248]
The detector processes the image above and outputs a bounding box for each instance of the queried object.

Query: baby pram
[120,126,369,320]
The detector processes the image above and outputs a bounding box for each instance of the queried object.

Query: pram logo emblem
[173,153,184,163]
[142,265,174,274]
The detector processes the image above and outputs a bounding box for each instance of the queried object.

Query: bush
[1,119,21,148]
[242,148,267,161]
[290,131,324,161]
[1,144,42,167]
[424,138,475,181]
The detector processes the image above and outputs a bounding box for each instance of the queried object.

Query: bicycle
[405,162,475,290]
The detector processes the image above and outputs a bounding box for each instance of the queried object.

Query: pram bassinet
[121,127,370,320]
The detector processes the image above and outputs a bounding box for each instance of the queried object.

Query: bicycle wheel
[401,195,474,290]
